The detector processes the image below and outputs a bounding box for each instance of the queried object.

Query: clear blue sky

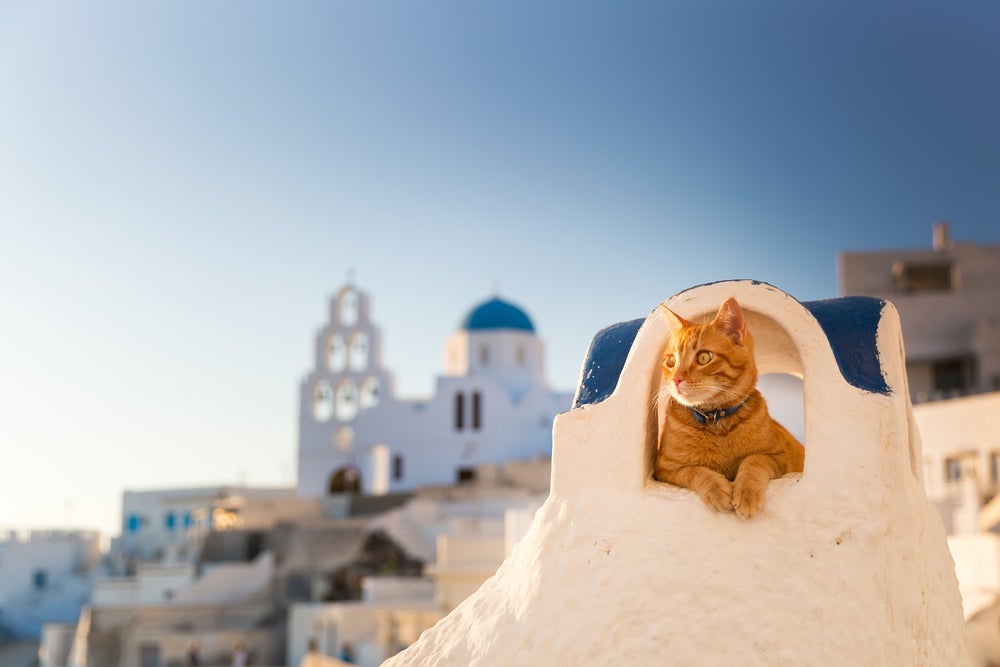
[1,0,998,542]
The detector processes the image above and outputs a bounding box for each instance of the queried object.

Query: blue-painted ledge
[572,292,890,409]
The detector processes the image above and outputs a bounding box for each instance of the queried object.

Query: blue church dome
[460,297,535,333]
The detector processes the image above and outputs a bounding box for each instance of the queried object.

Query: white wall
[914,392,1000,503]
[0,531,99,638]
[40,622,76,667]
[948,533,1000,619]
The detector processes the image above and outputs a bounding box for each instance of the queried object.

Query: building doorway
[329,466,362,494]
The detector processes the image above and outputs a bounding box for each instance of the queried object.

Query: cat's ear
[659,304,691,333]
[712,297,747,344]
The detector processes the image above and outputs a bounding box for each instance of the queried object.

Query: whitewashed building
[297,285,572,498]
[837,223,1000,508]
[0,530,100,639]
[840,224,1000,663]
[838,221,1000,402]
[113,485,307,567]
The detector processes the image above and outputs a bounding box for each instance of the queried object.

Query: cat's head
[659,296,757,408]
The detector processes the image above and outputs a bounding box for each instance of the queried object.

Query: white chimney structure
[384,280,968,666]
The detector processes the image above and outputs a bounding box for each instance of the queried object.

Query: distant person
[185,640,201,667]
[339,642,356,663]
[231,641,248,667]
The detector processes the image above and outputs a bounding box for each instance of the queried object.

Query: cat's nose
[673,376,685,387]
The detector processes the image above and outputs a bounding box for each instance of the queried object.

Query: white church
[296,284,573,498]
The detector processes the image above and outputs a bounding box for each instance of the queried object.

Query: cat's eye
[664,354,676,369]
[696,350,713,365]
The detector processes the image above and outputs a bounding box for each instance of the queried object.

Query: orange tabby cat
[653,297,804,519]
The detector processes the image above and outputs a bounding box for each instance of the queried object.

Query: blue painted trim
[571,292,891,408]
[572,318,645,408]
[802,297,891,396]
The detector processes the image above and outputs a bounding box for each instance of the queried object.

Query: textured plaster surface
[383,281,968,667]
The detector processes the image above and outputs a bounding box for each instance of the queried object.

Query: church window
[340,289,359,326]
[313,381,334,422]
[349,333,369,371]
[472,391,482,430]
[454,392,465,430]
[164,512,176,531]
[393,455,404,480]
[335,381,359,421]
[479,344,490,366]
[360,377,380,409]
[516,345,526,366]
[327,335,346,372]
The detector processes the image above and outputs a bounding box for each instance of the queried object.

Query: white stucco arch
[385,280,967,666]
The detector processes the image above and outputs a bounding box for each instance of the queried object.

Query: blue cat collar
[689,400,747,425]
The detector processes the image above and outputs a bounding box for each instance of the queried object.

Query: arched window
[340,290,359,326]
[479,344,490,366]
[360,377,380,408]
[335,381,359,421]
[313,381,334,422]
[349,333,369,371]
[516,345,526,366]
[327,334,346,372]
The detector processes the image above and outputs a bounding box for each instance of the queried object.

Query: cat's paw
[697,478,734,513]
[732,480,765,519]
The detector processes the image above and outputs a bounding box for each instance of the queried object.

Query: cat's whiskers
[686,380,750,408]
[647,386,672,413]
